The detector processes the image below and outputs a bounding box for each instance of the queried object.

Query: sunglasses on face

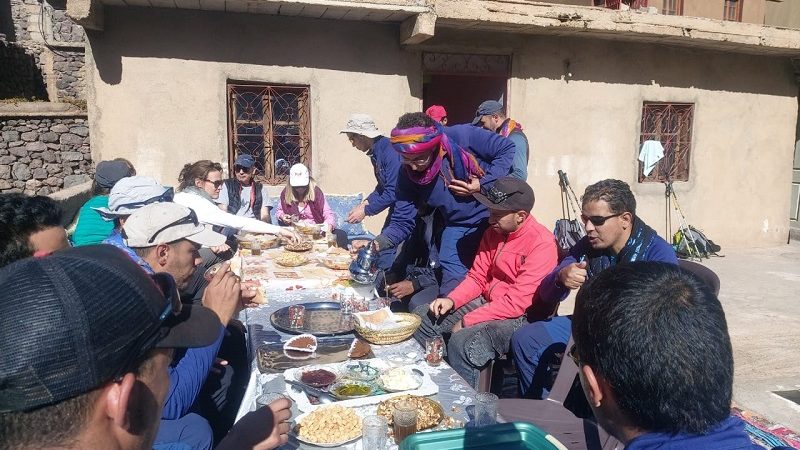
[147,209,199,244]
[401,152,434,166]
[113,272,182,381]
[117,188,175,211]
[235,166,252,173]
[581,212,623,227]
[205,179,223,188]
[481,185,520,205]
[568,343,580,366]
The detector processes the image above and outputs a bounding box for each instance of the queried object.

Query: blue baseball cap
[234,154,255,168]
[471,100,504,125]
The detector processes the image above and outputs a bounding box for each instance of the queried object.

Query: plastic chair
[678,259,721,296]
[498,335,623,450]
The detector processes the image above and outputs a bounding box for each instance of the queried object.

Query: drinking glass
[251,240,262,256]
[392,400,417,444]
[473,392,498,426]
[425,336,444,367]
[362,415,388,449]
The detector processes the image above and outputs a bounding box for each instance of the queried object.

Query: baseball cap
[0,245,222,412]
[471,100,504,125]
[340,113,381,139]
[473,177,535,212]
[289,163,310,187]
[93,176,174,219]
[95,160,135,188]
[234,154,255,168]
[123,202,226,248]
[425,105,448,122]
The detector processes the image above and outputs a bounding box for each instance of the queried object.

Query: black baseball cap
[474,176,535,212]
[0,245,222,412]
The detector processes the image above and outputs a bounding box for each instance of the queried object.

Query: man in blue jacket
[341,113,402,270]
[472,99,529,181]
[572,262,764,450]
[511,179,677,399]
[373,112,515,296]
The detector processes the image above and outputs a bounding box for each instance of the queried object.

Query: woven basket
[354,313,422,345]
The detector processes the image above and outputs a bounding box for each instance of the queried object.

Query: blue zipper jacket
[364,136,401,218]
[625,416,764,450]
[381,124,515,246]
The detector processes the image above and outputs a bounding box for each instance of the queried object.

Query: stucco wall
[683,0,764,24]
[765,0,800,29]
[86,7,421,231]
[85,8,796,246]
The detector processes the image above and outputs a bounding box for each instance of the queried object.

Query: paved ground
[560,241,800,431]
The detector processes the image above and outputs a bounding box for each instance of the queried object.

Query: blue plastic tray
[399,422,566,450]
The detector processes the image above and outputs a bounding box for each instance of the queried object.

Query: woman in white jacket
[174,160,297,242]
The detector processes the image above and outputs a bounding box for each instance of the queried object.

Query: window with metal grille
[638,103,694,183]
[227,83,311,185]
[662,0,683,15]
[723,0,742,21]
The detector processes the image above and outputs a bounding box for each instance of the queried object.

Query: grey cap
[123,202,226,248]
[471,100,504,125]
[95,160,134,188]
[93,176,173,219]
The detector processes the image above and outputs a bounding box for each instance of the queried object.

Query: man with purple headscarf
[372,112,515,297]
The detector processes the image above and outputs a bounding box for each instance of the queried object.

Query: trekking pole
[670,189,702,260]
[558,171,584,232]
[664,182,672,239]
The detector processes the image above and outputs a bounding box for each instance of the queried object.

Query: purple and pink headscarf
[390,124,484,185]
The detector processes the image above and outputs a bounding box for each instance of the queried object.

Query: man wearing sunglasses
[124,202,265,447]
[414,177,557,388]
[218,154,271,222]
[511,179,677,399]
[572,263,763,449]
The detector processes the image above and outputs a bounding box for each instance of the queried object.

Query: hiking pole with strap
[670,187,702,260]
[558,170,584,228]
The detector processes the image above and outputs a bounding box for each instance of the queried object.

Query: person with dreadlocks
[473,99,529,181]
[372,112,516,298]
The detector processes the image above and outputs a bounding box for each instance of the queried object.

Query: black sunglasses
[117,188,175,211]
[234,165,252,173]
[481,185,520,205]
[205,179,223,188]
[568,343,580,366]
[147,209,199,244]
[581,213,623,227]
[113,272,182,381]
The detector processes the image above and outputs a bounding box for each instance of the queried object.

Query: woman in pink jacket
[276,164,348,248]
[413,177,557,388]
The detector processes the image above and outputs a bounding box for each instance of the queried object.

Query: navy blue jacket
[364,136,401,218]
[382,125,515,246]
[538,231,677,304]
[625,416,764,450]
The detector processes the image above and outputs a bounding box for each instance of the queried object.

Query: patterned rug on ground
[733,405,800,449]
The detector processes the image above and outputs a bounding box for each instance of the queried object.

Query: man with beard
[511,179,677,399]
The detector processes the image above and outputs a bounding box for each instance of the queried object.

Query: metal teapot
[349,241,379,285]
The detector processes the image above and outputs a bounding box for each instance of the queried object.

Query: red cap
[425,105,447,122]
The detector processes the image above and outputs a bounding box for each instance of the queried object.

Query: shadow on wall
[0,43,48,100]
[87,7,415,87]
[425,27,796,97]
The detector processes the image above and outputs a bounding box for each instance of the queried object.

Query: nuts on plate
[296,405,362,444]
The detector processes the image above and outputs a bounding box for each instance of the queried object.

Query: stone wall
[0,116,93,195]
[0,37,48,100]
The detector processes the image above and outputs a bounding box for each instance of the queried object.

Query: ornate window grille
[723,0,742,22]
[227,84,311,185]
[662,0,683,15]
[594,0,648,9]
[639,103,694,183]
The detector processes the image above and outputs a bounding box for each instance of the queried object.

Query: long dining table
[233,246,487,449]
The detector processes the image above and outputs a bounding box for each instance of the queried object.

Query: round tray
[270,302,355,337]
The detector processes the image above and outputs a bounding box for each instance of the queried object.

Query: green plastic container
[399,422,567,450]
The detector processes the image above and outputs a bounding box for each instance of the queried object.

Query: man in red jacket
[413,177,558,388]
